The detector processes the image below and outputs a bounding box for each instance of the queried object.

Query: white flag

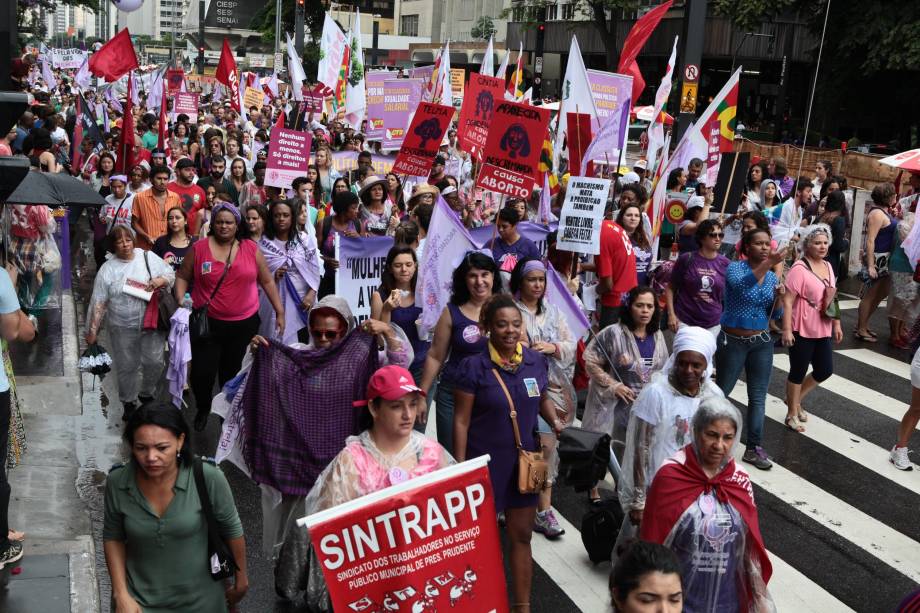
[41,61,57,90]
[345,9,367,128]
[317,13,346,90]
[554,36,598,170]
[287,33,306,102]
[74,57,92,91]
[646,36,679,174]
[480,36,494,77]
[495,47,509,83]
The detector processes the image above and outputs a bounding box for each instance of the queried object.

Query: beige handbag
[491,369,549,494]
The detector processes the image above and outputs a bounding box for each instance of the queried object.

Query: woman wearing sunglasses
[714,227,786,471]
[665,219,730,338]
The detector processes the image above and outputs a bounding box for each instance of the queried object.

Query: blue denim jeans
[715,331,773,448]
[436,380,456,456]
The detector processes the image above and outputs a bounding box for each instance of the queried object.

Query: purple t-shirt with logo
[672,251,730,328]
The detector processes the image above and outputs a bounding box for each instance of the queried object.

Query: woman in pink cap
[275,365,454,605]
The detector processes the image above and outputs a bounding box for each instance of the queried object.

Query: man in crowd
[196,156,226,193]
[132,165,181,250]
[168,158,206,232]
[596,215,638,327]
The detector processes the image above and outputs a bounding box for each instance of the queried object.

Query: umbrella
[2,169,107,208]
[879,149,920,174]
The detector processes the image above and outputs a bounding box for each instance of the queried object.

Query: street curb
[69,535,99,613]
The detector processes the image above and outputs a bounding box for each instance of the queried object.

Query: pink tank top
[191,238,260,321]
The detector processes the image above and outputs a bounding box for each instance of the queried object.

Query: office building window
[401,14,419,36]
[546,4,558,20]
[561,3,576,20]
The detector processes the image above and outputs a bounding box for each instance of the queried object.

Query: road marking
[768,553,856,612]
[730,380,920,493]
[838,299,885,310]
[836,348,911,380]
[733,446,920,583]
[772,354,912,424]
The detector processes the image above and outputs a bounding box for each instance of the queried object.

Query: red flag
[617,1,673,103]
[88,28,139,82]
[115,75,136,174]
[215,39,241,113]
[71,96,84,175]
[275,106,286,131]
[157,81,168,150]
[566,112,593,179]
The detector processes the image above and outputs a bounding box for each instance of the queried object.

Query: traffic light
[534,23,546,99]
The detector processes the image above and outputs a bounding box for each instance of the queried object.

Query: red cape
[640,444,772,602]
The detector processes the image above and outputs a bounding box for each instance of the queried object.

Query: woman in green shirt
[103,404,248,612]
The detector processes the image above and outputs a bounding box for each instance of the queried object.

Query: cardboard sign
[365,70,392,140]
[556,176,611,254]
[265,127,312,189]
[51,48,87,69]
[665,191,689,224]
[173,92,199,116]
[303,84,328,113]
[302,458,508,613]
[243,86,264,110]
[166,68,185,94]
[335,235,394,322]
[450,68,466,100]
[382,79,424,150]
[392,102,454,177]
[477,100,551,199]
[457,73,505,156]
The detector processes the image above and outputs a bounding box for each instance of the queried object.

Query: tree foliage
[250,0,326,77]
[18,0,101,40]
[470,16,497,41]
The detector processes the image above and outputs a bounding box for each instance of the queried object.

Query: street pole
[674,0,706,142]
[295,0,305,55]
[371,19,379,66]
[274,0,282,56]
[170,0,176,66]
[198,0,205,74]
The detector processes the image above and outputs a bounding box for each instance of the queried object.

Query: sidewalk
[0,282,116,612]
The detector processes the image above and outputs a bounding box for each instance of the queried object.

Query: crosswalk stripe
[729,380,920,493]
[732,445,920,584]
[768,553,856,612]
[772,354,914,426]
[836,348,912,380]
[838,298,886,310]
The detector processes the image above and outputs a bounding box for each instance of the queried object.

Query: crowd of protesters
[5,48,920,613]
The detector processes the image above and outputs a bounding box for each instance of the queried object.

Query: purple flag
[415,196,478,339]
[546,261,589,339]
[581,95,631,175]
[74,58,92,90]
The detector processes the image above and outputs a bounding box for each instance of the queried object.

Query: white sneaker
[890,446,913,471]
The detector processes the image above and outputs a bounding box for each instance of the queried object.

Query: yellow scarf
[489,341,523,372]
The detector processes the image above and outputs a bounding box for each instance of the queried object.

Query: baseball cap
[353,365,426,407]
[633,159,648,170]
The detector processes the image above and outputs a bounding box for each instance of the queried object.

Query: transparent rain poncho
[274,430,454,608]
[644,398,776,613]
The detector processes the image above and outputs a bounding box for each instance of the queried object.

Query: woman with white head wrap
[615,326,724,553]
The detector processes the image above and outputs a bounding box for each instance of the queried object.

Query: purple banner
[382,79,424,150]
[365,70,393,141]
[469,221,557,256]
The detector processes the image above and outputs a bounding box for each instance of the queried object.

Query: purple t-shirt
[672,251,730,328]
[490,235,542,273]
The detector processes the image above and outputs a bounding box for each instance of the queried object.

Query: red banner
[303,459,507,613]
[391,102,454,177]
[457,73,505,157]
[477,100,551,199]
[303,84,329,113]
[565,112,593,179]
[166,68,185,95]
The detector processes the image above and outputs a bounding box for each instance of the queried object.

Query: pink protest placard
[265,127,312,189]
[382,79,424,150]
[173,92,200,117]
[365,70,392,140]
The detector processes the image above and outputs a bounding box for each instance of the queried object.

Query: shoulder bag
[190,242,234,341]
[192,458,239,581]
[801,259,840,320]
[491,368,549,494]
[142,251,179,332]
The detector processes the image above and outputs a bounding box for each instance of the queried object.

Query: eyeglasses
[708,232,725,239]
[310,329,341,340]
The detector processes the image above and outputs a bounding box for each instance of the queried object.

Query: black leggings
[0,390,11,550]
[190,314,260,413]
[787,333,833,385]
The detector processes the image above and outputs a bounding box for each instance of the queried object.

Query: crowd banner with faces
[299,457,509,613]
[335,235,394,323]
[392,102,454,178]
[457,73,505,158]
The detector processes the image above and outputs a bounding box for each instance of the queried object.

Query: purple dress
[441,303,488,386]
[456,347,548,512]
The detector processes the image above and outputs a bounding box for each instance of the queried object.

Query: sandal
[854,331,877,343]
[784,415,805,432]
[797,407,808,423]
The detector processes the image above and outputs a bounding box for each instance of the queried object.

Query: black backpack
[556,428,611,493]
[581,498,625,564]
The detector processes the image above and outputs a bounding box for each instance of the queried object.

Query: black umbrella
[3,168,107,208]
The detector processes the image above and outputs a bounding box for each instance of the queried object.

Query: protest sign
[409,65,434,82]
[243,86,264,110]
[301,457,508,613]
[556,176,611,254]
[51,48,87,69]
[457,73,505,156]
[327,151,397,177]
[265,127,312,189]
[477,100,551,199]
[450,68,466,100]
[392,102,454,177]
[382,79,424,149]
[166,68,185,94]
[302,84,327,113]
[586,70,633,124]
[365,70,391,140]
[335,235,394,323]
[173,92,199,117]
